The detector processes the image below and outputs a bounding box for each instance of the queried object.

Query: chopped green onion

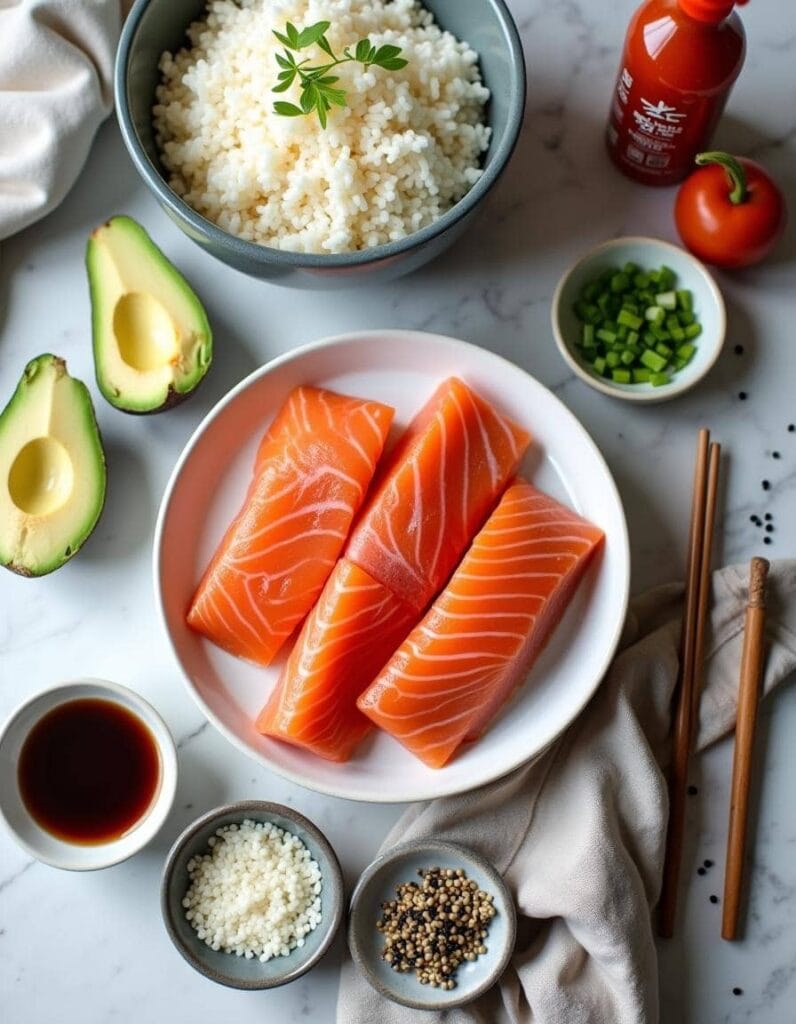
[641,349,667,373]
[676,343,696,362]
[617,308,643,330]
[570,262,701,387]
[676,289,692,312]
[645,305,665,326]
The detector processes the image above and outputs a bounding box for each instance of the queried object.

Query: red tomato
[675,152,786,269]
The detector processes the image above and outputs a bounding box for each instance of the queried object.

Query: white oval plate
[154,331,629,803]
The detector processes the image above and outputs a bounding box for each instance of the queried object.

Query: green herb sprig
[272,21,408,128]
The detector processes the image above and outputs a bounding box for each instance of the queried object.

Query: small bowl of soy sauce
[0,679,177,870]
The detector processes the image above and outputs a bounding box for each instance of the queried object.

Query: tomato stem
[695,151,748,205]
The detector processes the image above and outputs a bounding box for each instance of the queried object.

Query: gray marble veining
[1,1,794,1021]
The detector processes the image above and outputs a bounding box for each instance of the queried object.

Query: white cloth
[0,0,120,240]
[337,561,796,1024]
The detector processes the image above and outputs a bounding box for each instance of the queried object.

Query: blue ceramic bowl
[115,0,525,288]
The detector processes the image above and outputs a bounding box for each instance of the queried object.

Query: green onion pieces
[572,262,701,388]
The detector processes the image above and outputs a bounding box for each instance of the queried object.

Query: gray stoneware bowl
[115,0,526,288]
[161,800,343,989]
[348,840,517,1010]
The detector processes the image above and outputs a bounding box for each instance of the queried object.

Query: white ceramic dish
[154,330,630,803]
[0,679,177,870]
[551,236,726,403]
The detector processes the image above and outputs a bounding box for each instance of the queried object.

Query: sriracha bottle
[606,0,747,186]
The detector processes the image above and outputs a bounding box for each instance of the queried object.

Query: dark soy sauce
[18,699,161,845]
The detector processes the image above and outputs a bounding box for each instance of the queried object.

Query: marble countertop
[1,1,794,1021]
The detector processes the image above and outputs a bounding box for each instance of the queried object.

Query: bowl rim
[551,235,727,404]
[0,678,178,871]
[160,799,344,989]
[348,839,517,1010]
[115,0,527,267]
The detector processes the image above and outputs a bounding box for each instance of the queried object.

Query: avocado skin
[102,370,208,416]
[1,354,107,578]
[87,216,213,415]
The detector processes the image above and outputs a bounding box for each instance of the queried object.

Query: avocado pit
[8,436,74,516]
[113,292,179,373]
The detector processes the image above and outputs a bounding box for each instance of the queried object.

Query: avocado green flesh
[87,216,212,414]
[0,354,106,577]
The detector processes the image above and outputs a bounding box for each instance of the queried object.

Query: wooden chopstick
[658,428,712,938]
[691,442,721,725]
[722,556,770,940]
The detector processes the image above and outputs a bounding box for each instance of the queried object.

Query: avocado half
[0,355,106,577]
[86,216,212,414]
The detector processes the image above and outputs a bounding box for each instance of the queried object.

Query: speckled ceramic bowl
[161,801,344,989]
[348,840,516,1010]
[115,0,525,288]
[552,236,726,403]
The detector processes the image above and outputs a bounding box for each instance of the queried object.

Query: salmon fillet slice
[346,377,531,613]
[256,559,416,761]
[187,386,393,666]
[357,480,604,768]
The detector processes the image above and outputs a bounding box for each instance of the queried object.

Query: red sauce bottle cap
[679,0,748,22]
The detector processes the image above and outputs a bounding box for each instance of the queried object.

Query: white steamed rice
[153,0,491,253]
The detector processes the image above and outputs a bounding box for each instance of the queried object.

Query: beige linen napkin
[337,561,796,1024]
[0,0,121,240]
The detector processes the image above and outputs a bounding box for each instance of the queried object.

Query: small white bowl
[0,679,177,870]
[551,236,726,403]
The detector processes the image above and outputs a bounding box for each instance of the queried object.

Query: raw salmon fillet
[358,480,604,768]
[187,386,393,666]
[256,559,416,761]
[346,377,530,612]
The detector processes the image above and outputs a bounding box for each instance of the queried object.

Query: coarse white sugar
[181,819,323,962]
[153,0,491,253]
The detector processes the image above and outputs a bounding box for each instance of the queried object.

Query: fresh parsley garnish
[272,21,408,128]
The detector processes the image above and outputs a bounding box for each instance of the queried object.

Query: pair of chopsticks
[658,428,771,940]
[658,428,721,938]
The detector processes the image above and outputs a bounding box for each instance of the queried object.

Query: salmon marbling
[187,386,393,665]
[358,480,604,768]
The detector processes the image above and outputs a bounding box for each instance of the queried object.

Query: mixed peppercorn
[377,867,496,989]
